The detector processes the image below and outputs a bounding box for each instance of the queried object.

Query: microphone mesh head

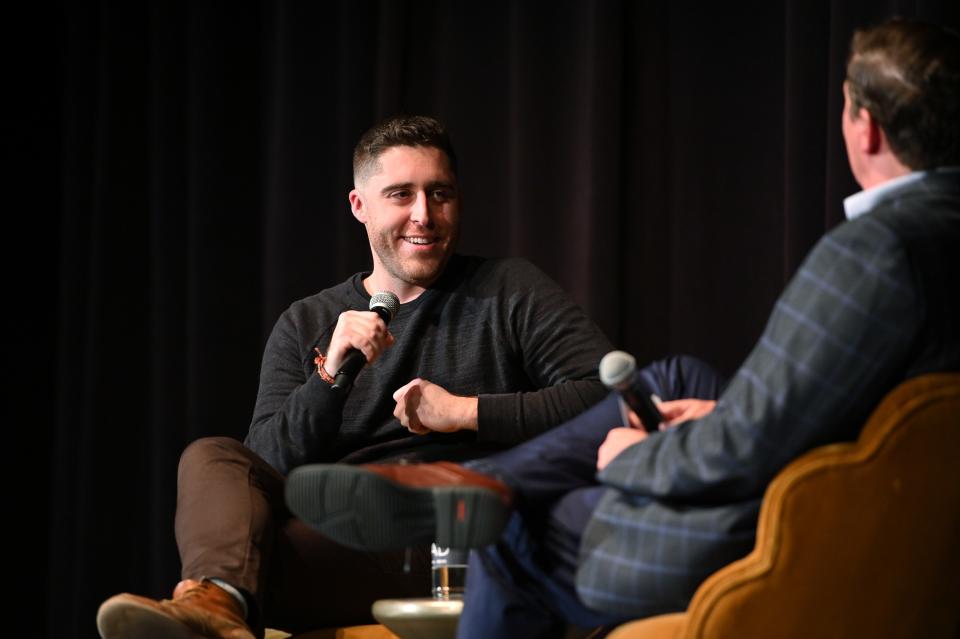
[369,291,400,321]
[599,350,636,389]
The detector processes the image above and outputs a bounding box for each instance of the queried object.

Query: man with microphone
[96,115,615,638]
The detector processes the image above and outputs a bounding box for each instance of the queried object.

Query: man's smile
[401,236,438,246]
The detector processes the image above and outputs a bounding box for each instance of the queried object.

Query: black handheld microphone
[599,350,663,433]
[331,291,401,395]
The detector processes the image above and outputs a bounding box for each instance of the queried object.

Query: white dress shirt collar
[844,166,960,221]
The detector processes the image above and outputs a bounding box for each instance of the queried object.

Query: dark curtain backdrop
[17,1,957,637]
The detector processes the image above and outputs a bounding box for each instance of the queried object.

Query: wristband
[313,348,336,385]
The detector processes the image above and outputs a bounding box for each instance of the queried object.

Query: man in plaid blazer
[286,18,960,637]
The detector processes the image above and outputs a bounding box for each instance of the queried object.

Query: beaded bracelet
[313,348,336,385]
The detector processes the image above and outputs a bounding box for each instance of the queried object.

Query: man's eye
[431,189,453,201]
[390,190,411,199]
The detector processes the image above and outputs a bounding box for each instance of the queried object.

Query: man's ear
[349,189,366,223]
[857,107,883,155]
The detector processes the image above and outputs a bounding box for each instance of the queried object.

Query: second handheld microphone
[599,350,664,433]
[331,291,401,395]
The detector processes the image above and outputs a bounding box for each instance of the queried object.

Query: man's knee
[177,436,258,487]
[642,354,726,400]
[179,436,283,490]
[180,436,246,468]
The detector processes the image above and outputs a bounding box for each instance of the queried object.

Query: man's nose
[410,191,432,225]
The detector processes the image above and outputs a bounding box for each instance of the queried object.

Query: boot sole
[285,464,509,551]
[97,597,192,639]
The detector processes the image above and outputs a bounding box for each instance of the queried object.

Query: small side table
[371,598,463,639]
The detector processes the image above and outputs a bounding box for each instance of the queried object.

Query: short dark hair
[846,19,960,170]
[352,115,459,184]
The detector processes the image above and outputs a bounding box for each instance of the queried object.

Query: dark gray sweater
[245,255,613,474]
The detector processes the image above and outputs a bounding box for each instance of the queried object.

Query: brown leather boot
[96,578,255,639]
[285,461,513,551]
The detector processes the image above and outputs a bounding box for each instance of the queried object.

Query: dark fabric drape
[24,1,958,637]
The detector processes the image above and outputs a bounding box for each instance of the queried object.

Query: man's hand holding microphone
[596,350,716,471]
[325,291,478,435]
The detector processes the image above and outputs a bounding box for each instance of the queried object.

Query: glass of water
[431,543,468,600]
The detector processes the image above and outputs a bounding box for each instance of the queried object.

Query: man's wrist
[313,348,337,385]
[456,396,479,431]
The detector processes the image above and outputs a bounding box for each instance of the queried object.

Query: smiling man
[96,115,614,638]
[349,144,459,300]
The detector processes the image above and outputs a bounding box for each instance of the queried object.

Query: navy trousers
[459,355,726,638]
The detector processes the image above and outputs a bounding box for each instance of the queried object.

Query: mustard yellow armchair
[609,373,960,639]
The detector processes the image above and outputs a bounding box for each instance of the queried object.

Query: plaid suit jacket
[576,169,960,617]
